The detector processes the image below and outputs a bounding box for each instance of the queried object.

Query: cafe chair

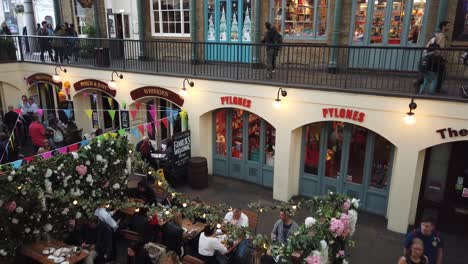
[183,255,206,264]
[120,229,142,242]
[242,209,259,235]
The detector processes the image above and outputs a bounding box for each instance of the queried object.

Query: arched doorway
[416,140,468,234]
[26,73,65,122]
[299,121,396,216]
[213,108,275,188]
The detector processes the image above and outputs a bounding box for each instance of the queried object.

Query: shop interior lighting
[179,78,194,98]
[403,98,417,125]
[52,66,67,82]
[108,71,123,89]
[273,87,287,109]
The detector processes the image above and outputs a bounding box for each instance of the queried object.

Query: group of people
[0,95,83,164]
[37,21,79,63]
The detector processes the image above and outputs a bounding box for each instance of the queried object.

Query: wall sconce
[273,88,287,109]
[179,78,194,98]
[52,66,67,82]
[108,71,123,89]
[403,98,417,125]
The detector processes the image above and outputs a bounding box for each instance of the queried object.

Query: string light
[135,208,140,213]
[260,208,263,213]
[216,223,222,229]
[171,192,176,198]
[292,205,297,210]
[148,171,152,175]
[165,210,170,215]
[72,200,78,205]
[157,181,162,186]
[228,207,233,211]
[202,213,206,218]
[17,185,22,190]
[128,150,133,154]
[182,203,187,208]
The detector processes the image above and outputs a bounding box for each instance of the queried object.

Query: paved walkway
[176,176,467,263]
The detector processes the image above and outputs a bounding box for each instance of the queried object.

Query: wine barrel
[188,157,208,189]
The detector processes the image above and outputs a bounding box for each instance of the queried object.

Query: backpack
[418,52,440,73]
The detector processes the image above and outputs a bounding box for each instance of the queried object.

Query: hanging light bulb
[108,71,123,89]
[273,88,287,110]
[52,66,67,83]
[182,203,187,208]
[52,74,61,83]
[179,78,194,98]
[72,200,78,205]
[273,99,282,109]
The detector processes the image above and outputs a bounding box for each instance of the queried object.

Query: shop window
[231,109,244,159]
[215,110,227,156]
[207,0,216,40]
[352,0,368,43]
[151,0,190,37]
[388,0,405,45]
[370,134,393,190]
[74,0,88,35]
[408,0,426,44]
[304,123,321,175]
[248,113,261,162]
[325,122,344,178]
[345,125,368,184]
[265,122,276,166]
[272,0,329,39]
[453,0,468,41]
[371,0,386,44]
[143,98,183,148]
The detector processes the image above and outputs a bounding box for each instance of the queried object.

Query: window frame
[150,0,191,37]
[269,0,331,40]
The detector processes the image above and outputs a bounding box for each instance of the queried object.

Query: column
[272,127,301,202]
[53,0,62,26]
[137,0,145,58]
[23,0,36,36]
[386,147,425,233]
[435,0,448,30]
[252,0,261,66]
[190,0,197,63]
[327,0,343,73]
[93,0,102,37]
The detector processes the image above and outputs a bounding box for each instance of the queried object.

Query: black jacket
[163,222,183,255]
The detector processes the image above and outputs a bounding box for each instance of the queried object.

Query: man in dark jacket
[262,22,282,78]
[4,106,18,133]
[37,21,54,62]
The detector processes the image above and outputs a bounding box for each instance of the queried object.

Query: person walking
[404,216,443,264]
[262,22,282,79]
[399,238,428,264]
[37,21,54,62]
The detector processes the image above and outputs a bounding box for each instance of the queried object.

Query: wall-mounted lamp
[273,88,287,109]
[403,97,417,125]
[52,66,67,82]
[108,71,123,89]
[179,78,194,98]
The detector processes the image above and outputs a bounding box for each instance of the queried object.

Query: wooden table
[20,240,88,264]
[181,219,206,240]
[226,238,243,254]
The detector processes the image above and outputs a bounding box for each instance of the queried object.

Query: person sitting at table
[133,181,157,205]
[121,207,154,243]
[224,208,249,260]
[65,217,99,264]
[198,225,228,264]
[136,136,155,162]
[271,210,299,245]
[94,204,120,231]
[163,211,184,256]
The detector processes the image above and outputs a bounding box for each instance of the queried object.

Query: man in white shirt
[94,206,119,231]
[27,97,39,115]
[224,208,249,227]
[199,226,228,264]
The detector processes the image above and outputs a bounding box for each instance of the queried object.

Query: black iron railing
[1,35,468,101]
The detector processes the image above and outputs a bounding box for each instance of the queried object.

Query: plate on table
[53,257,65,263]
[42,247,55,255]
[62,261,69,264]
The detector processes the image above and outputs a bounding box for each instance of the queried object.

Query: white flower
[62,208,69,215]
[96,155,103,161]
[343,260,349,264]
[348,209,358,236]
[305,217,316,227]
[351,198,360,209]
[10,170,15,175]
[75,212,82,219]
[15,207,24,213]
[24,228,31,233]
[44,179,52,194]
[43,224,53,232]
[92,190,96,197]
[0,249,7,256]
[21,190,27,196]
[12,218,19,224]
[75,180,81,185]
[33,229,39,234]
[71,152,79,160]
[7,175,13,181]
[45,169,53,178]
[85,161,90,166]
[112,183,120,190]
[26,166,33,173]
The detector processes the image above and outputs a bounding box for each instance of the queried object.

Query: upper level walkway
[1,36,468,102]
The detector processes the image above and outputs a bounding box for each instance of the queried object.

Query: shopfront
[213,106,275,188]
[129,87,187,149]
[417,132,468,234]
[299,116,395,216]
[73,79,120,134]
[349,0,429,70]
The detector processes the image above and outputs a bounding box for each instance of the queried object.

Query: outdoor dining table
[181,218,206,240]
[19,239,88,264]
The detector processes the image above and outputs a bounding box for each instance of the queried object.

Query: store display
[371,1,386,44]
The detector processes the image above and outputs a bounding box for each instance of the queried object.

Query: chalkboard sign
[120,110,130,129]
[173,130,191,167]
[92,111,99,128]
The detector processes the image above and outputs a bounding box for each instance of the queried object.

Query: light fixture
[273,88,287,109]
[403,98,417,125]
[108,71,123,89]
[179,78,194,98]
[182,203,187,208]
[52,66,67,82]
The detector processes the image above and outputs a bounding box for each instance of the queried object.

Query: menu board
[120,110,130,129]
[173,130,191,167]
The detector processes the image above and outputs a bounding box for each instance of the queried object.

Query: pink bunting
[161,118,168,128]
[57,146,68,154]
[154,120,160,129]
[41,151,52,159]
[149,105,156,121]
[135,102,141,110]
[36,108,44,116]
[138,124,145,136]
[130,110,138,121]
[146,123,153,136]
[69,143,79,152]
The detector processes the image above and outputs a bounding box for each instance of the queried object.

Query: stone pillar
[137,0,145,58]
[93,0,102,37]
[190,0,198,63]
[252,0,261,65]
[23,0,36,36]
[53,0,62,26]
[435,0,448,30]
[327,0,342,73]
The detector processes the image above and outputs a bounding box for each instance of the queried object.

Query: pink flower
[5,201,17,213]
[343,200,351,211]
[103,181,109,188]
[306,255,321,264]
[336,250,345,258]
[329,213,351,238]
[75,165,87,176]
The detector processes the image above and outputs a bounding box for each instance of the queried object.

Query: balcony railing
[1,35,468,101]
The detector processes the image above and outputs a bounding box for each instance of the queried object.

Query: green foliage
[82,25,97,38]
